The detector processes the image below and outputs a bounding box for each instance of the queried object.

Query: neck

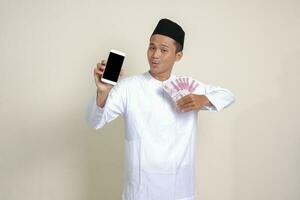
[149,70,171,81]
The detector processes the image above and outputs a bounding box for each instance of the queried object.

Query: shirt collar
[144,70,176,85]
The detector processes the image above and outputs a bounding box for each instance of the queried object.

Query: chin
[149,67,161,74]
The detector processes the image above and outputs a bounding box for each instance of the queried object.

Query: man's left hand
[176,94,212,112]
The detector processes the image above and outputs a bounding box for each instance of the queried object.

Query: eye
[161,49,168,53]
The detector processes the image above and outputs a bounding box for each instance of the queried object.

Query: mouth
[151,61,160,66]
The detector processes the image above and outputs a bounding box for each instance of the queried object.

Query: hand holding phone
[94,60,113,92]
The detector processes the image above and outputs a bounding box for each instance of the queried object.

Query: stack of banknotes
[163,76,199,102]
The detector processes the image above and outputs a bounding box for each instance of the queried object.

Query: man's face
[147,34,182,77]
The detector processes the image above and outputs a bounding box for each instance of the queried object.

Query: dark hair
[174,41,183,53]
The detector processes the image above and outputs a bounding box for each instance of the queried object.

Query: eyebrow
[149,42,170,47]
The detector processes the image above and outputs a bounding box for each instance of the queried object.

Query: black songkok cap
[151,18,185,50]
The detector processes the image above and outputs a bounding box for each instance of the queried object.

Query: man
[87,18,235,200]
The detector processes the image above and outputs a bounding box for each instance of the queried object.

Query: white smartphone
[101,49,126,85]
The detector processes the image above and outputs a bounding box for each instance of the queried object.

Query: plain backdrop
[0,0,299,200]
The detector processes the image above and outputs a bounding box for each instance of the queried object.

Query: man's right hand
[93,59,124,107]
[94,60,113,93]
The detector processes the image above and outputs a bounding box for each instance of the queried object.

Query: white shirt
[86,71,235,200]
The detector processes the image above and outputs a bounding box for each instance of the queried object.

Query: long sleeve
[193,80,235,112]
[86,81,127,129]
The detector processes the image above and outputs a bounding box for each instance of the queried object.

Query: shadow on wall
[232,52,300,200]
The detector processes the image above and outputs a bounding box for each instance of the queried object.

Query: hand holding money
[163,76,212,112]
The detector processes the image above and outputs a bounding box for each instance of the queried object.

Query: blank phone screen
[102,52,125,82]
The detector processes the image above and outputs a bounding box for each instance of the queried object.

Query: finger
[181,107,195,112]
[94,67,103,74]
[101,59,107,65]
[96,63,101,70]
[96,66,106,76]
[97,59,106,68]
[94,68,104,78]
[177,100,195,110]
[177,102,196,112]
[100,65,106,72]
[97,63,106,70]
[176,94,194,106]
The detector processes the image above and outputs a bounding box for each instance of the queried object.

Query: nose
[151,49,161,58]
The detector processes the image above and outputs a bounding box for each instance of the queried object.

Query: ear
[175,51,183,62]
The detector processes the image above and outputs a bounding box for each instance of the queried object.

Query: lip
[151,63,159,68]
[151,61,160,65]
